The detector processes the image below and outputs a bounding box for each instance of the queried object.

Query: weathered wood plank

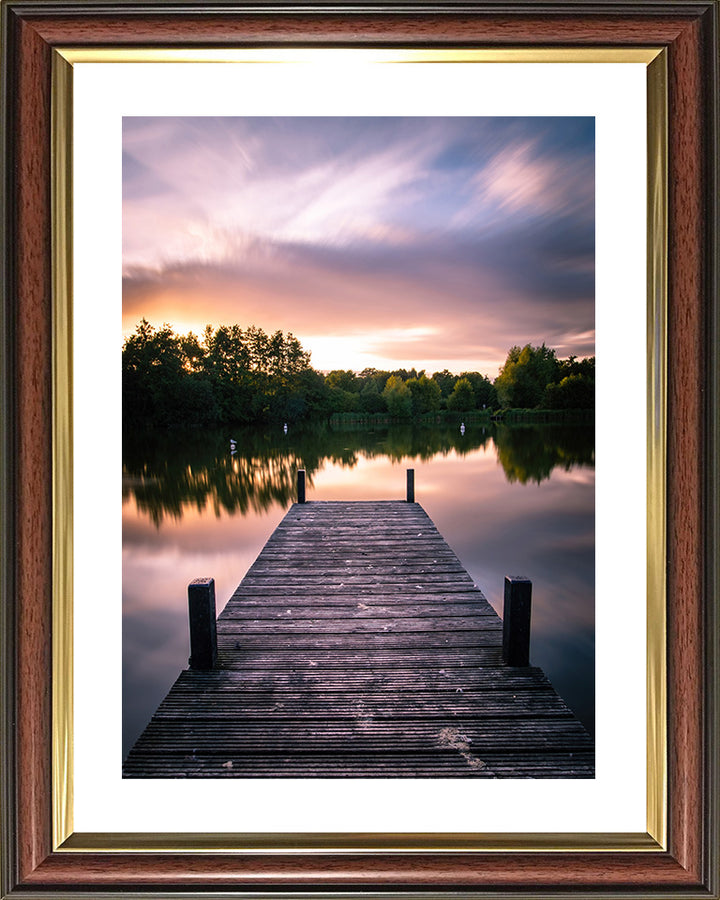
[154,699,578,713]
[217,616,502,634]
[217,648,506,668]
[127,728,594,754]
[220,603,497,619]
[235,575,476,590]
[164,666,553,688]
[225,586,489,600]
[123,749,596,779]
[216,633,503,650]
[222,592,492,606]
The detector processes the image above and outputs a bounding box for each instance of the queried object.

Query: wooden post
[502,575,532,666]
[406,468,415,502]
[297,468,306,503]
[188,577,218,670]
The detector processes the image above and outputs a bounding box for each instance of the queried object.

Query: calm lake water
[122,422,595,760]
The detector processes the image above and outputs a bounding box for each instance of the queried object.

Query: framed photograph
[1,2,717,897]
[116,105,601,790]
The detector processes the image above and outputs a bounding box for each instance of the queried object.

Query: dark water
[122,422,595,760]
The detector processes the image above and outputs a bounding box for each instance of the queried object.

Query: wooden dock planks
[123,500,594,778]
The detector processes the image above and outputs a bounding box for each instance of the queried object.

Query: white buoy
[460,422,466,436]
[283,423,288,434]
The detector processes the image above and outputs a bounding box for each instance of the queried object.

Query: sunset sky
[122,116,594,376]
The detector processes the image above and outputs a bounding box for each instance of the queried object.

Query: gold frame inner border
[52,46,667,855]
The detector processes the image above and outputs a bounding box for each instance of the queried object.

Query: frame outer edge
[15,6,55,882]
[2,0,719,14]
[5,2,715,893]
[704,2,720,895]
[0,1,19,896]
[665,10,706,881]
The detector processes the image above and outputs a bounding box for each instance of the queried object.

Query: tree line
[122,319,594,428]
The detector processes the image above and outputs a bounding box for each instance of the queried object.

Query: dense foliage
[495,343,595,412]
[122,321,594,427]
[123,320,324,427]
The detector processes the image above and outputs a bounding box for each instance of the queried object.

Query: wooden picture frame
[1,1,718,896]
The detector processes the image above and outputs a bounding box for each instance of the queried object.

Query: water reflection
[494,424,595,484]
[123,423,594,524]
[123,423,595,760]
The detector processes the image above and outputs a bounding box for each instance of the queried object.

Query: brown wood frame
[1,1,718,896]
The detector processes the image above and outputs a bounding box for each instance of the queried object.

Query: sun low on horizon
[123,116,595,378]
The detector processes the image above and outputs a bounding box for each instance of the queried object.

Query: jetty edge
[123,470,594,778]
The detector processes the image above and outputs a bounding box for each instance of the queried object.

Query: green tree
[431,369,458,399]
[358,379,386,413]
[180,331,206,374]
[558,355,595,381]
[495,343,559,409]
[543,374,595,410]
[407,374,442,415]
[326,370,359,393]
[382,375,412,417]
[388,368,419,382]
[446,377,476,412]
[201,324,254,422]
[327,386,360,413]
[358,368,390,394]
[459,371,498,410]
[123,319,214,426]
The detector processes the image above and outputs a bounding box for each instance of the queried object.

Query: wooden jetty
[123,475,594,778]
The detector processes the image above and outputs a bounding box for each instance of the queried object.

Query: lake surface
[123,421,595,761]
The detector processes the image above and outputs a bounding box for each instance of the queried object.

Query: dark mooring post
[297,468,306,503]
[188,577,218,669]
[502,575,532,666]
[406,468,415,502]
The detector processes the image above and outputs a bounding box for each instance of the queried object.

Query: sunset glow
[123,116,595,375]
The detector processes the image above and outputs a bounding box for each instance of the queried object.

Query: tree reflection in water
[493,424,594,485]
[123,422,594,525]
